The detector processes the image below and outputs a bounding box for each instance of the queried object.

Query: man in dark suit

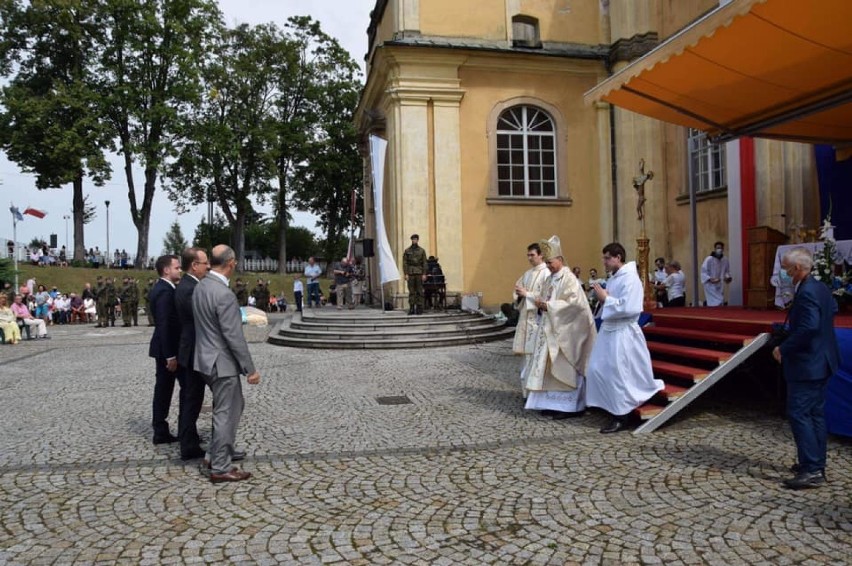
[174,248,209,460]
[148,255,182,444]
[193,245,260,483]
[773,247,840,489]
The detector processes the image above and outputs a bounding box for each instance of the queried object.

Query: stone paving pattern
[0,313,850,564]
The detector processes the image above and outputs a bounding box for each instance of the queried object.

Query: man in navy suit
[773,247,840,489]
[174,248,209,459]
[148,255,183,444]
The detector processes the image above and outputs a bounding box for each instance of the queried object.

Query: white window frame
[688,128,726,193]
[496,105,557,199]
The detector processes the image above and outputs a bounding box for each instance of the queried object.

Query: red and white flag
[23,207,47,219]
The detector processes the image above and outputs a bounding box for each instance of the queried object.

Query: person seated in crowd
[11,294,49,339]
[58,246,68,267]
[0,294,22,344]
[276,293,288,312]
[268,295,279,313]
[53,294,70,324]
[84,297,97,322]
[69,293,86,323]
[424,256,446,310]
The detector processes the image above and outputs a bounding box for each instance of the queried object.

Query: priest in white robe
[521,236,596,418]
[700,241,732,307]
[513,242,550,396]
[586,242,664,433]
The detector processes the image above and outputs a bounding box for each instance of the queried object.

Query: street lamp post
[105,200,110,267]
[62,214,70,250]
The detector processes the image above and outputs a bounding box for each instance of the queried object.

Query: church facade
[355,0,820,308]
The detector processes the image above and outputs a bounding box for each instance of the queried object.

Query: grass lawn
[13,264,313,303]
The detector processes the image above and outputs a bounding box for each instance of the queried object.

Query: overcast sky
[1,0,376,257]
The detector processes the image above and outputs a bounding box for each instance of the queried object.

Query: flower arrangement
[811,212,851,309]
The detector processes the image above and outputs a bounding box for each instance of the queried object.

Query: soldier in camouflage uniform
[144,278,155,325]
[403,234,428,315]
[103,277,117,327]
[234,278,248,307]
[94,276,106,327]
[252,279,270,312]
[120,277,133,327]
[128,277,139,326]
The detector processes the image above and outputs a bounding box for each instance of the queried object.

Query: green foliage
[162,220,188,255]
[0,258,17,287]
[191,214,318,259]
[28,237,47,250]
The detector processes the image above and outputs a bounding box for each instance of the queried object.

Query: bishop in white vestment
[522,236,596,416]
[586,243,663,433]
[513,243,550,395]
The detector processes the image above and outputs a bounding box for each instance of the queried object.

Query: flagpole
[12,210,18,292]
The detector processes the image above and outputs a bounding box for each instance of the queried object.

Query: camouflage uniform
[234,280,248,307]
[103,278,117,327]
[403,235,428,315]
[128,279,139,326]
[252,281,270,312]
[144,279,155,325]
[120,278,133,326]
[94,277,106,327]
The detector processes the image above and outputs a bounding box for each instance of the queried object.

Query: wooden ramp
[633,309,776,435]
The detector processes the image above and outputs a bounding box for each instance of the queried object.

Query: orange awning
[584,0,852,144]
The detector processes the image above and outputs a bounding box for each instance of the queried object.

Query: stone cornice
[608,32,659,66]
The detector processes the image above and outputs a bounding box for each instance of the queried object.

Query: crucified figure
[632,158,654,222]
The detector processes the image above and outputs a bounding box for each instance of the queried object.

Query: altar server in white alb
[521,236,596,418]
[586,242,663,433]
[700,241,732,307]
[512,241,551,396]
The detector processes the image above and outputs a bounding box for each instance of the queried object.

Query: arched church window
[496,105,557,198]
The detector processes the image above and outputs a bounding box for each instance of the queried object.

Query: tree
[0,0,113,262]
[167,23,282,270]
[291,58,363,262]
[270,16,362,272]
[98,0,223,268]
[162,219,187,255]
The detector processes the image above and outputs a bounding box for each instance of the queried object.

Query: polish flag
[23,207,47,219]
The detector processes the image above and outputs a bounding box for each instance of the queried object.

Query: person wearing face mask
[700,241,732,306]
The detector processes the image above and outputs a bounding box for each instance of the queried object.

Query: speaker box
[50,234,58,248]
[361,238,375,258]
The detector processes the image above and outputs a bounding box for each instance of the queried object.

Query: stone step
[268,328,516,349]
[291,318,500,332]
[300,310,483,324]
[282,323,508,341]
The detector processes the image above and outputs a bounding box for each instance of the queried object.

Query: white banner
[370,136,401,284]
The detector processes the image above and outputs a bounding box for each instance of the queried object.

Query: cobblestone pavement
[0,315,850,565]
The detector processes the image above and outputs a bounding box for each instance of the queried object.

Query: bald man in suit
[193,245,260,483]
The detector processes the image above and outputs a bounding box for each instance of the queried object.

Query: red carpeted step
[647,342,732,364]
[636,402,665,420]
[651,360,708,383]
[643,325,753,347]
[651,312,771,335]
[662,383,689,400]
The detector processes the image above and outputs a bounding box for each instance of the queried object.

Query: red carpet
[651,306,852,331]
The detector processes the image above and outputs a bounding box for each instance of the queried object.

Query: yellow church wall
[419,0,506,40]
[455,56,605,306]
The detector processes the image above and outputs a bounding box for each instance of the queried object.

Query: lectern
[746,226,788,308]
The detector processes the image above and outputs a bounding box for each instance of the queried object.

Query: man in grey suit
[193,244,261,483]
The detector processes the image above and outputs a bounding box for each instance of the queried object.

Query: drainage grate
[376,395,413,406]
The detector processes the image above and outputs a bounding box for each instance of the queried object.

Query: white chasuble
[523,267,597,412]
[585,261,663,416]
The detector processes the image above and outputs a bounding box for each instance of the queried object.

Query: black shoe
[408,308,414,315]
[181,447,206,460]
[600,418,629,434]
[789,464,827,480]
[153,433,179,445]
[232,450,246,462]
[552,410,585,420]
[539,410,559,417]
[782,471,826,490]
